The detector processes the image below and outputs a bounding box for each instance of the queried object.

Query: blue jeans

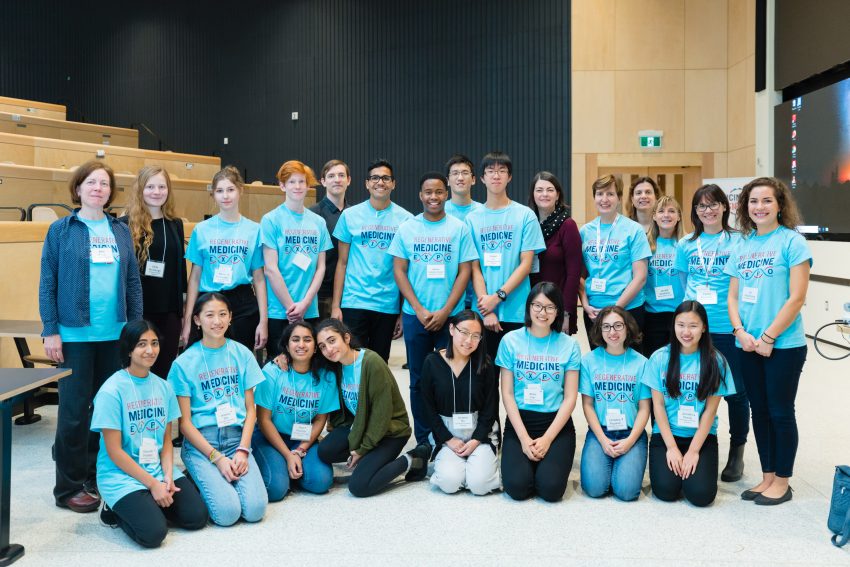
[251,428,333,501]
[402,313,449,444]
[580,427,647,501]
[182,425,268,526]
[711,333,749,447]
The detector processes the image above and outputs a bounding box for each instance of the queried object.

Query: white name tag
[742,286,759,304]
[696,286,717,305]
[293,252,311,272]
[590,278,607,293]
[91,247,114,264]
[483,252,502,267]
[213,264,234,285]
[452,413,474,429]
[145,260,165,278]
[215,404,237,428]
[524,383,544,406]
[426,264,446,279]
[655,285,674,300]
[677,405,699,428]
[290,422,312,441]
[138,437,160,465]
[531,255,540,274]
[605,408,627,431]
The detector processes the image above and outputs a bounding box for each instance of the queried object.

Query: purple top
[530,217,584,335]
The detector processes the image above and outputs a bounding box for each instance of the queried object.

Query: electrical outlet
[96,149,105,158]
[186,163,194,170]
[291,112,299,120]
[224,137,229,145]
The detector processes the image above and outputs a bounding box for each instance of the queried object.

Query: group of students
[37,151,811,548]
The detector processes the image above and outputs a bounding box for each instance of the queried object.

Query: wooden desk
[0,321,47,425]
[0,368,71,566]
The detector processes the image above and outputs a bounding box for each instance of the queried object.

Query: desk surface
[0,320,42,339]
[0,368,70,401]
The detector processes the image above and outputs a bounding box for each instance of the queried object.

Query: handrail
[0,206,26,221]
[131,122,170,152]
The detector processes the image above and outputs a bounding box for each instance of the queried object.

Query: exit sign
[638,130,663,149]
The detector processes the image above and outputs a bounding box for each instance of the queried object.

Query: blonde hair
[127,165,175,265]
[648,195,683,253]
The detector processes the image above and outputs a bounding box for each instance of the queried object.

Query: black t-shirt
[140,218,184,314]
[309,196,346,298]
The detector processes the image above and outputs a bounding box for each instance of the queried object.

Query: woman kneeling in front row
[645,300,734,507]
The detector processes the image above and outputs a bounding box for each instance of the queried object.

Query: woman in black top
[421,310,500,495]
[124,166,187,380]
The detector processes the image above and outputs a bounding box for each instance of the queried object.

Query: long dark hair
[689,184,734,240]
[187,292,232,348]
[119,319,161,368]
[664,301,727,401]
[445,310,492,376]
[314,318,361,385]
[277,320,325,386]
[524,281,564,332]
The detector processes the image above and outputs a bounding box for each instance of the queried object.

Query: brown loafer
[57,490,101,513]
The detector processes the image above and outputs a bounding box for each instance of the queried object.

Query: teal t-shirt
[254,362,339,436]
[579,215,652,310]
[723,226,812,349]
[495,328,581,412]
[60,216,123,342]
[333,201,413,313]
[465,202,546,323]
[645,237,684,314]
[168,339,265,430]
[260,204,333,320]
[387,214,478,316]
[643,346,735,437]
[445,200,482,222]
[185,215,264,292]
[341,349,365,415]
[91,370,184,507]
[674,231,739,333]
[578,348,651,429]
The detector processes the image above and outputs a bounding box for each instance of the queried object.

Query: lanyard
[525,328,553,375]
[200,340,237,411]
[124,370,154,440]
[214,214,241,250]
[342,350,360,395]
[696,232,726,284]
[147,218,167,264]
[602,350,628,398]
[595,214,619,269]
[451,359,473,416]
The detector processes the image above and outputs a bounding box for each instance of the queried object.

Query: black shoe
[404,442,432,482]
[754,486,793,506]
[741,488,763,501]
[100,503,119,528]
[721,444,745,482]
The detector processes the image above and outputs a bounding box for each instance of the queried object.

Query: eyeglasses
[484,167,510,176]
[448,170,472,178]
[454,327,483,342]
[601,322,625,333]
[695,202,721,212]
[367,175,393,183]
[530,302,558,314]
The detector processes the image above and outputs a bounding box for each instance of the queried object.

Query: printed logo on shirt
[515,354,562,383]
[342,382,358,413]
[208,238,249,265]
[650,253,677,276]
[126,397,167,436]
[275,387,321,421]
[478,224,515,251]
[686,251,730,276]
[281,228,319,255]
[584,239,622,264]
[412,236,453,263]
[593,372,638,403]
[90,235,119,257]
[660,374,699,402]
[734,250,776,280]
[198,367,241,402]
[358,225,397,250]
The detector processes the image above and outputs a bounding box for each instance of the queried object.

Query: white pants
[430,443,500,495]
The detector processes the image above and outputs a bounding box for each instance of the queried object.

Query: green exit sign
[638,130,663,149]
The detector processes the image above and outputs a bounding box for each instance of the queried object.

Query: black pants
[642,310,673,357]
[266,317,320,361]
[501,411,576,502]
[649,432,718,507]
[145,311,182,379]
[220,284,260,352]
[316,296,332,322]
[111,476,207,548]
[341,308,397,362]
[583,305,645,344]
[485,321,524,366]
[317,426,410,497]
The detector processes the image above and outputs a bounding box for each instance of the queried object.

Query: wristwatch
[496,289,507,301]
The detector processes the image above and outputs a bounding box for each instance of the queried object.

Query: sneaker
[404,442,432,482]
[100,503,119,528]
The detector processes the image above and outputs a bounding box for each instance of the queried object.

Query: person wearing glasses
[497,282,581,502]
[579,175,651,338]
[332,159,413,362]
[310,160,351,321]
[445,154,482,310]
[466,151,546,363]
[421,310,500,495]
[674,184,748,483]
[388,172,479,450]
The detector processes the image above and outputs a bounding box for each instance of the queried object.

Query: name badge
[213,264,234,285]
[452,413,474,429]
[524,383,544,406]
[655,285,674,300]
[590,278,607,293]
[483,252,502,267]
[677,405,699,428]
[138,437,160,465]
[292,252,311,272]
[215,404,237,428]
[605,408,627,431]
[426,264,446,279]
[290,422,312,441]
[531,255,540,274]
[742,286,758,304]
[91,247,114,264]
[145,260,165,278]
[696,286,717,305]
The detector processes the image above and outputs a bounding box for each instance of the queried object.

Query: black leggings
[317,426,410,497]
[220,284,260,353]
[649,432,718,507]
[641,310,673,357]
[501,411,576,502]
[342,308,398,362]
[111,476,207,548]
